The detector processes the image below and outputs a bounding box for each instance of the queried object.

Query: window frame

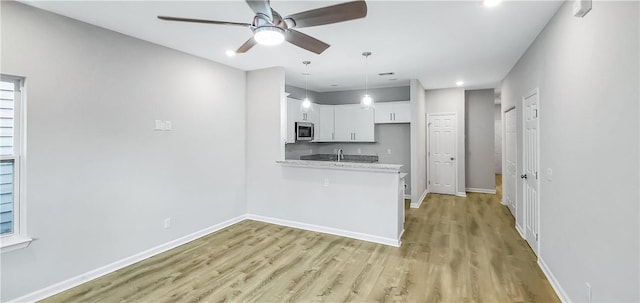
[0,74,30,253]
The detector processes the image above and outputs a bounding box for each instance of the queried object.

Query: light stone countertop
[277,160,402,173]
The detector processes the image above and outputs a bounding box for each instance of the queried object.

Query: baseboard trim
[466,188,497,194]
[246,214,400,247]
[456,192,467,197]
[410,189,428,208]
[500,199,508,206]
[403,194,411,200]
[515,224,526,239]
[8,214,247,303]
[538,258,571,303]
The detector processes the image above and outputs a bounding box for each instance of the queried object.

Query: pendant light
[361,52,373,108]
[301,61,312,111]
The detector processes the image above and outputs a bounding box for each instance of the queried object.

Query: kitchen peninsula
[275,157,406,247]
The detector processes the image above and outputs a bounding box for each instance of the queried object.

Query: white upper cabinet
[374,101,411,124]
[334,104,375,142]
[317,105,335,142]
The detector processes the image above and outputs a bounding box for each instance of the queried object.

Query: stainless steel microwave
[296,122,314,141]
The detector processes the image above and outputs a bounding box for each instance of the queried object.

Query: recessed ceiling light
[456,81,465,86]
[225,50,236,57]
[483,0,502,7]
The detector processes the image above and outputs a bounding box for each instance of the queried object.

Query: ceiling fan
[158,0,367,55]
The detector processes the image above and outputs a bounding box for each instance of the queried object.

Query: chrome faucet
[337,149,344,162]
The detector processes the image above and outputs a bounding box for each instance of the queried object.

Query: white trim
[515,224,526,239]
[456,192,467,197]
[500,199,508,206]
[246,214,400,247]
[0,236,32,253]
[403,194,411,200]
[8,215,247,303]
[538,258,571,303]
[465,188,497,194]
[410,189,428,208]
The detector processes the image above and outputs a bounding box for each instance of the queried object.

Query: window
[0,75,29,252]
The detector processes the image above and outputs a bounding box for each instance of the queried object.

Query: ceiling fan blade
[285,1,367,29]
[245,0,273,22]
[285,30,330,54]
[236,37,257,53]
[157,16,252,27]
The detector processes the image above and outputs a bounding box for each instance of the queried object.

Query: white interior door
[522,90,540,254]
[505,109,517,215]
[428,114,456,195]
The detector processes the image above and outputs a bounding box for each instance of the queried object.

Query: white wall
[409,80,427,205]
[0,3,247,301]
[465,89,496,191]
[425,88,466,195]
[501,1,639,301]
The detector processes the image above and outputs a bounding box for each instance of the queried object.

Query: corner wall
[410,80,427,205]
[465,89,496,192]
[0,2,247,301]
[501,1,639,301]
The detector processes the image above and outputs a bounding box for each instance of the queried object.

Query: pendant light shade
[302,61,312,112]
[361,52,374,108]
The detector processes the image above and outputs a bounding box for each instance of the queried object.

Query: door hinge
[428,180,431,185]
[536,233,539,241]
[428,151,430,156]
[535,171,538,179]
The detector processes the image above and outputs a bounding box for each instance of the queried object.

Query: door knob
[521,174,528,179]
[450,157,455,160]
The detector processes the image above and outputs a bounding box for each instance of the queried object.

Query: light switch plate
[165,121,172,131]
[154,120,165,131]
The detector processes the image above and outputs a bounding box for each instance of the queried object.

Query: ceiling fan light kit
[253,26,285,46]
[158,0,367,54]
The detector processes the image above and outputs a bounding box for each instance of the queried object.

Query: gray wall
[501,1,639,301]
[425,88,466,195]
[316,86,410,104]
[494,104,502,174]
[285,84,321,101]
[1,2,247,301]
[315,124,412,195]
[465,89,495,191]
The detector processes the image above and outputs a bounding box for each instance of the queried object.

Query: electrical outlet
[323,178,329,187]
[333,148,337,154]
[387,149,392,155]
[309,149,313,154]
[357,148,362,154]
[164,218,171,229]
[585,282,592,302]
[165,121,172,131]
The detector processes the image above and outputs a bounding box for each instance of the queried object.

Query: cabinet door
[374,102,394,124]
[353,107,375,141]
[392,101,411,123]
[317,105,335,141]
[333,105,356,141]
[286,99,302,143]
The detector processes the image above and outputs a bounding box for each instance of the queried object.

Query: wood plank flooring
[42,175,558,302]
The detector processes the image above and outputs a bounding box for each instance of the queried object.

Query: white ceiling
[21,0,562,92]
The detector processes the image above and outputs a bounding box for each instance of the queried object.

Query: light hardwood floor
[43,175,558,302]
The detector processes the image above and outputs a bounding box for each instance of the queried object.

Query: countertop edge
[277,160,402,173]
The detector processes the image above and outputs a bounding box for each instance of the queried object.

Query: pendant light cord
[303,61,310,100]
